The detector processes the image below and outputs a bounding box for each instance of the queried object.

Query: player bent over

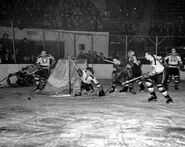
[164,48,183,90]
[109,57,136,94]
[142,52,173,104]
[127,50,146,92]
[73,67,105,96]
[34,50,55,92]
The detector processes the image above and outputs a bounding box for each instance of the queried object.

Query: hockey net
[42,59,87,95]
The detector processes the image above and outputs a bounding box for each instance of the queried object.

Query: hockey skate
[166,98,173,104]
[129,87,136,95]
[139,84,146,92]
[109,88,115,93]
[33,86,40,92]
[119,86,128,93]
[165,95,173,104]
[109,85,116,93]
[174,85,178,90]
[148,96,157,102]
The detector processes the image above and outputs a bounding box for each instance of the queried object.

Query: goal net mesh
[42,59,87,95]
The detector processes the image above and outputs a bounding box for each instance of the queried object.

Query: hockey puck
[28,97,31,100]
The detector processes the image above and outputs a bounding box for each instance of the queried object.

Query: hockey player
[127,50,146,92]
[164,48,183,90]
[75,67,104,96]
[34,50,55,92]
[142,52,173,104]
[7,65,36,87]
[108,57,136,94]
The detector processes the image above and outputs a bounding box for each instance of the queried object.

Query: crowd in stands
[60,0,102,31]
[149,22,185,36]
[77,50,106,64]
[0,0,184,36]
[0,0,60,28]
[149,0,185,36]
[1,0,185,64]
[0,34,38,64]
[0,33,14,64]
[117,0,145,22]
[0,0,102,31]
[120,23,137,35]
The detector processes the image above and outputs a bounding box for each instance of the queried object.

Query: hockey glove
[98,85,105,97]
[180,64,185,72]
[141,72,155,79]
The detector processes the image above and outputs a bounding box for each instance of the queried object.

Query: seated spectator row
[150,0,185,36]
[149,22,185,36]
[0,0,101,31]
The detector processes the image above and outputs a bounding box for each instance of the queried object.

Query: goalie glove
[180,64,185,72]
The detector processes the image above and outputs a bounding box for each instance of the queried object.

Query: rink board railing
[0,64,185,85]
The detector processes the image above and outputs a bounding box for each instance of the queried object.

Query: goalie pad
[72,78,81,96]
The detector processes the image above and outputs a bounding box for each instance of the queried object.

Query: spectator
[98,52,105,63]
[0,33,11,50]
[92,51,98,63]
[77,50,86,59]
[3,53,14,63]
[0,44,4,57]
[0,54,3,63]
[85,50,92,63]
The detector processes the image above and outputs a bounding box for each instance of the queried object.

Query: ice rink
[0,80,185,147]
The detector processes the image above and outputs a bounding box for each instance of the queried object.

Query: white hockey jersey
[150,55,164,74]
[81,70,100,87]
[164,53,182,68]
[36,54,54,69]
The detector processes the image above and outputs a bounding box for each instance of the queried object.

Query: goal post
[42,58,87,95]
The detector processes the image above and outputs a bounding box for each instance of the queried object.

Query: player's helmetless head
[128,50,135,57]
[171,48,176,54]
[41,51,46,56]
[145,52,153,61]
[86,67,94,75]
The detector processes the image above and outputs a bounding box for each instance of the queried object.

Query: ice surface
[0,81,185,147]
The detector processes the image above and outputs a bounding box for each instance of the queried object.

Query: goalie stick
[68,56,83,77]
[68,56,79,71]
[0,76,8,83]
[104,70,125,94]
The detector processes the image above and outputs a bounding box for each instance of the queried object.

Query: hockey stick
[122,75,143,85]
[0,76,8,83]
[68,56,83,78]
[104,85,114,94]
[104,68,126,94]
[68,56,79,71]
[103,58,114,64]
[105,76,143,94]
